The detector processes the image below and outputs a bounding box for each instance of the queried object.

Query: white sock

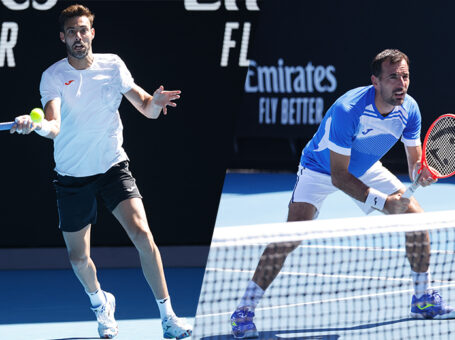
[86,288,107,308]
[157,296,175,320]
[237,280,265,311]
[411,270,431,298]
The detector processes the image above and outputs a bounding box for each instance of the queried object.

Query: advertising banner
[234,0,452,170]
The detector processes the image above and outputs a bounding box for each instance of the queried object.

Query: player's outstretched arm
[124,85,181,119]
[10,99,61,139]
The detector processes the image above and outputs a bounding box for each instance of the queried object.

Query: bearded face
[60,16,94,60]
[372,58,410,114]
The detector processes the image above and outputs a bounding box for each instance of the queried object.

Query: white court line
[206,267,453,284]
[206,267,413,282]
[298,244,455,254]
[223,243,455,254]
[205,244,455,284]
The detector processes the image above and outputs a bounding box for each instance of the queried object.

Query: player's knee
[262,241,299,264]
[68,252,90,269]
[130,213,149,232]
[406,197,424,213]
[129,227,156,251]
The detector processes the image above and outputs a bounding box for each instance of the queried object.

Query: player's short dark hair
[371,49,409,77]
[59,4,95,32]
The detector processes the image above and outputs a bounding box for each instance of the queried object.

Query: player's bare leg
[112,197,192,338]
[112,197,168,299]
[231,202,317,338]
[251,202,317,290]
[403,197,430,273]
[63,224,100,293]
[395,190,454,318]
[389,188,431,273]
[63,225,118,338]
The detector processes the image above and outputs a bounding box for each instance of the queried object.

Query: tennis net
[193,210,455,339]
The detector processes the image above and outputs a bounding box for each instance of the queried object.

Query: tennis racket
[403,114,455,198]
[0,122,14,131]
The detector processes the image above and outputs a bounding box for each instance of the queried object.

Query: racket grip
[0,122,14,131]
[402,173,422,198]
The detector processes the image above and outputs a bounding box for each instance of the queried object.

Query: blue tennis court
[194,172,455,339]
[0,267,202,339]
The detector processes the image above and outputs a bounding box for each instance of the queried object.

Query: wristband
[34,119,51,137]
[365,188,387,210]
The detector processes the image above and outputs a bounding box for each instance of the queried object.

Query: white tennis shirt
[40,54,134,177]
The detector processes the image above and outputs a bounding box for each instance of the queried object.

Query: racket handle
[0,122,14,131]
[402,173,421,198]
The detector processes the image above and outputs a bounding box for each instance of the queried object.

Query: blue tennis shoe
[230,307,259,338]
[410,290,455,319]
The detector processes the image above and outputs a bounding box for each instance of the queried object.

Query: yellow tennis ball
[30,108,44,123]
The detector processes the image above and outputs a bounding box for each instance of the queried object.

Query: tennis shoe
[231,307,259,339]
[410,289,455,319]
[91,291,118,338]
[162,314,192,339]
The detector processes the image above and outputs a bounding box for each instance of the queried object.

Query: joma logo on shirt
[65,80,75,86]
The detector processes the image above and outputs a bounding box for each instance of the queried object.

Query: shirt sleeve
[401,99,421,146]
[40,69,61,108]
[115,55,135,94]
[327,102,358,156]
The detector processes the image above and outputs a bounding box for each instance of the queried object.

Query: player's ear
[91,27,95,39]
[371,75,378,88]
[59,32,65,43]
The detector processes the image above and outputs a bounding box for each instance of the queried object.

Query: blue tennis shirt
[301,85,421,177]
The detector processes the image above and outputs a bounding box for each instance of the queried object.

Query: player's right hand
[10,115,36,135]
[383,193,410,214]
[417,166,438,187]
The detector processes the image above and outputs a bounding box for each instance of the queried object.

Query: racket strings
[425,115,455,176]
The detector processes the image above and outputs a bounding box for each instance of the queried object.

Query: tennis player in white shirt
[11,4,191,339]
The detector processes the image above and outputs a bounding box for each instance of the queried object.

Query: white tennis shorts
[290,161,405,215]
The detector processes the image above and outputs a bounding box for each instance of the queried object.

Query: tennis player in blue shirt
[231,49,455,338]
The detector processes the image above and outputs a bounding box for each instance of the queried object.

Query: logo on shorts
[361,128,373,135]
[126,186,135,192]
[65,80,75,86]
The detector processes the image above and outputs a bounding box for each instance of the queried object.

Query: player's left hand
[418,166,438,187]
[151,85,181,115]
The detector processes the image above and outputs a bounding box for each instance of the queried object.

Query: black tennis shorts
[53,161,142,232]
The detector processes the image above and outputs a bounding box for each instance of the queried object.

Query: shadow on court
[200,318,419,339]
[303,317,417,333]
[201,332,339,339]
